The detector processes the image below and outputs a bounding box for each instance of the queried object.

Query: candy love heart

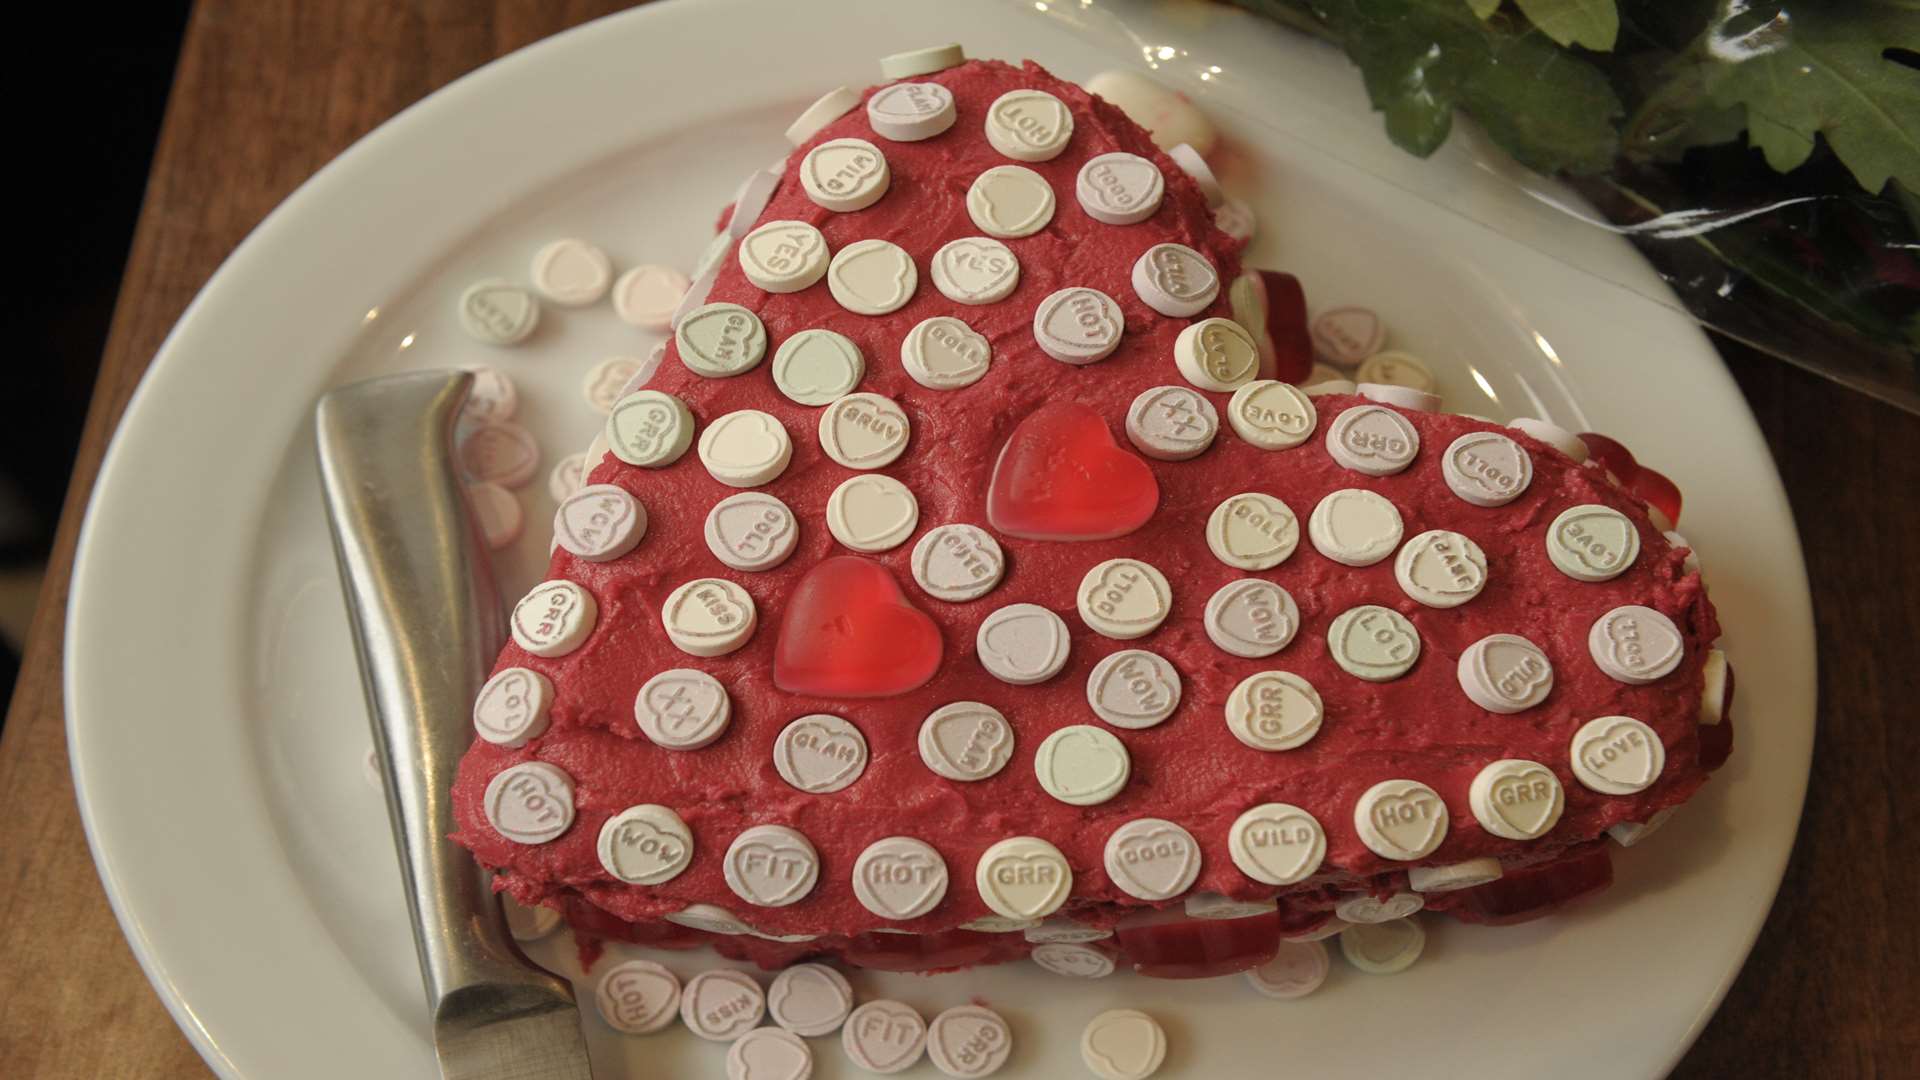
[774,557,943,698]
[987,402,1159,541]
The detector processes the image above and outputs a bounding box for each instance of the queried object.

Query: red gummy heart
[773,557,943,698]
[1628,466,1683,528]
[1253,270,1313,384]
[987,402,1159,541]
[1577,432,1638,483]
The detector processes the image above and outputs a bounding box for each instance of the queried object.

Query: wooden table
[2,2,1915,1075]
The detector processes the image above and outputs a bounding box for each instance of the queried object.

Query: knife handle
[316,370,573,1011]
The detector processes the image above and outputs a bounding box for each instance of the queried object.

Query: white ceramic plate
[67,1,1813,1077]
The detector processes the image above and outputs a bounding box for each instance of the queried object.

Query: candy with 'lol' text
[473,667,551,747]
[1328,605,1421,682]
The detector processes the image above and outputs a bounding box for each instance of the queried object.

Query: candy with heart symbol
[1308,488,1404,567]
[910,524,1005,603]
[1203,578,1300,659]
[767,963,853,1037]
[903,315,992,389]
[1328,604,1421,682]
[1086,648,1182,729]
[1335,891,1425,924]
[987,402,1159,541]
[1340,917,1426,974]
[828,238,917,315]
[801,136,890,212]
[738,219,828,293]
[606,389,694,468]
[975,603,1070,685]
[1457,633,1554,713]
[483,761,575,845]
[697,409,792,488]
[773,713,869,794]
[554,483,646,561]
[1206,491,1299,571]
[1443,431,1534,507]
[771,328,864,405]
[1326,403,1420,476]
[472,666,552,747]
[459,421,540,490]
[1103,818,1201,901]
[458,278,539,345]
[680,968,766,1041]
[1034,286,1125,364]
[1570,715,1666,794]
[1125,384,1217,461]
[1469,758,1565,840]
[1311,306,1385,366]
[676,301,768,377]
[725,1027,812,1080]
[581,356,642,413]
[975,835,1072,919]
[635,668,731,749]
[927,1005,1013,1078]
[1588,604,1684,684]
[931,236,1020,303]
[704,492,798,572]
[1034,724,1131,806]
[967,164,1056,238]
[775,557,942,697]
[1080,1009,1166,1080]
[724,824,820,907]
[596,803,694,884]
[1133,243,1220,317]
[985,88,1074,160]
[1395,529,1488,608]
[610,264,688,330]
[660,577,756,658]
[1228,802,1326,885]
[853,836,949,920]
[594,959,680,1034]
[1078,151,1165,225]
[1225,670,1323,751]
[867,80,957,141]
[1354,778,1449,860]
[510,579,597,658]
[827,474,920,552]
[1548,504,1641,582]
[918,702,1014,781]
[1228,379,1317,450]
[843,1000,929,1074]
[1245,939,1330,999]
[1076,557,1171,639]
[819,391,910,469]
[1030,942,1115,978]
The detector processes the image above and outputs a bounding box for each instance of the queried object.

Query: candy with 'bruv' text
[819,392,910,469]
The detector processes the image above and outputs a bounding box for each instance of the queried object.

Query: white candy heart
[1311,306,1384,364]
[1077,152,1164,224]
[738,220,827,292]
[1224,671,1323,751]
[771,328,863,405]
[1444,431,1533,506]
[767,963,852,1037]
[1327,404,1420,475]
[1081,1010,1166,1080]
[977,604,1069,685]
[1030,942,1114,978]
[459,279,539,345]
[843,1001,928,1074]
[705,493,797,572]
[472,667,551,746]
[820,392,909,468]
[483,762,574,844]
[1034,725,1130,805]
[827,475,918,551]
[1229,803,1326,885]
[635,669,731,749]
[1395,529,1488,608]
[727,1028,812,1080]
[1329,604,1420,682]
[1471,760,1564,839]
[660,578,755,658]
[919,703,1014,781]
[1207,492,1298,570]
[910,524,1005,602]
[1086,649,1180,729]
[680,969,765,1041]
[1549,504,1640,581]
[1354,779,1448,860]
[802,138,888,212]
[967,165,1055,238]
[724,824,820,907]
[595,960,679,1034]
[828,238,916,315]
[774,714,867,794]
[1590,605,1684,683]
[596,804,693,884]
[975,836,1072,919]
[927,1005,1013,1078]
[1571,715,1665,794]
[853,836,948,920]
[1203,579,1299,659]
[902,315,991,389]
[932,236,1019,304]
[1125,385,1217,461]
[1458,633,1554,714]
[1103,818,1200,900]
[554,484,644,561]
[1035,286,1122,363]
[1076,558,1170,639]
[985,89,1073,160]
[676,302,766,376]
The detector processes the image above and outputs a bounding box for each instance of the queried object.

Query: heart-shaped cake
[452,53,1731,979]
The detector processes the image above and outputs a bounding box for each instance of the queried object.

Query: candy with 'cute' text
[606,390,694,468]
[597,803,694,884]
[1326,404,1420,476]
[679,969,765,1041]
[819,392,910,469]
[784,85,861,145]
[473,666,552,747]
[903,316,992,390]
[1078,151,1164,225]
[911,524,1005,602]
[828,238,917,315]
[738,220,829,293]
[1458,633,1554,713]
[554,483,645,562]
[772,328,864,406]
[697,409,792,488]
[975,836,1072,920]
[484,762,575,845]
[968,165,1055,238]
[1229,802,1325,885]
[1174,318,1258,391]
[611,265,687,330]
[595,959,680,1034]
[1204,579,1299,659]
[1588,605,1685,684]
[867,81,956,142]
[931,236,1021,304]
[1228,380,1316,450]
[1225,671,1323,752]
[1103,817,1200,901]
[1086,649,1181,729]
[985,88,1074,161]
[852,836,948,920]
[1328,605,1421,682]
[1354,779,1448,860]
[724,824,820,907]
[1125,385,1217,461]
[660,577,756,658]
[510,580,597,658]
[844,1000,928,1075]
[634,668,731,750]
[705,492,798,572]
[1081,1009,1167,1080]
[1394,529,1487,608]
[1245,940,1329,999]
[919,702,1014,781]
[1443,431,1533,507]
[1033,286,1124,364]
[1570,715,1665,794]
[976,603,1070,685]
[1548,504,1641,582]
[774,714,868,794]
[1133,243,1219,317]
[1035,724,1132,806]
[1207,492,1299,570]
[459,279,539,345]
[927,1004,1013,1078]
[1340,918,1426,974]
[826,475,919,552]
[676,301,768,377]
[802,137,890,213]
[1077,558,1172,640]
[767,963,853,1037]
[1030,942,1114,978]
[1469,758,1564,840]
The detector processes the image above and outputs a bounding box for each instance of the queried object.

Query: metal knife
[316,370,594,1080]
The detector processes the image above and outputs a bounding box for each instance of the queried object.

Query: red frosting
[450,59,1725,969]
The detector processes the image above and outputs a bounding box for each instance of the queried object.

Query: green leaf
[1513,0,1620,50]
[1467,0,1503,19]
[1244,0,1623,173]
[1697,2,1920,192]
